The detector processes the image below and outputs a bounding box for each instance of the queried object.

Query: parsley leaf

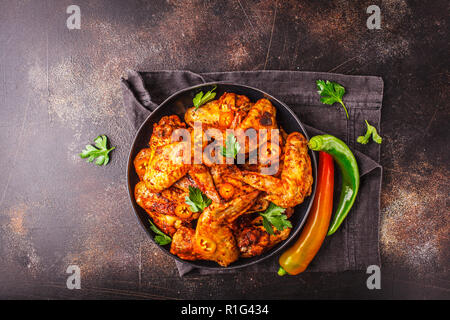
[185,186,212,212]
[221,133,241,159]
[193,86,217,110]
[259,202,292,235]
[148,219,172,246]
[79,135,115,166]
[316,80,349,119]
[357,120,382,145]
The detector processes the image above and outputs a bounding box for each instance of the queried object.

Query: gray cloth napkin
[121,70,383,276]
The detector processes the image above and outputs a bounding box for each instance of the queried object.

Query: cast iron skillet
[127,83,317,270]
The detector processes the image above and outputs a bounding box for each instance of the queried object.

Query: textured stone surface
[0,0,448,299]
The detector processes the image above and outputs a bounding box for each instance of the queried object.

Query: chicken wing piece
[135,148,221,205]
[235,98,279,154]
[134,148,152,180]
[185,99,221,128]
[188,164,221,203]
[210,164,256,201]
[185,93,252,129]
[236,221,291,257]
[193,190,260,266]
[143,141,190,193]
[144,138,221,202]
[170,226,198,261]
[234,207,293,257]
[150,115,186,151]
[145,115,187,165]
[246,195,270,213]
[135,181,197,236]
[216,92,253,128]
[226,132,313,208]
[171,166,221,204]
[172,174,197,192]
[237,98,278,132]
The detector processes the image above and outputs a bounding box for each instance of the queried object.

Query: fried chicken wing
[135,181,197,236]
[227,132,313,208]
[143,141,190,193]
[150,115,186,151]
[156,160,221,204]
[185,93,252,129]
[134,148,152,180]
[145,135,221,201]
[210,165,269,213]
[234,207,293,257]
[246,195,270,213]
[188,164,221,203]
[193,191,260,266]
[237,98,277,132]
[236,222,291,257]
[170,226,198,260]
[172,174,197,191]
[185,100,221,128]
[235,98,279,155]
[141,115,193,193]
[210,164,256,199]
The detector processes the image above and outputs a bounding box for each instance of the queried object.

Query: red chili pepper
[278,151,334,275]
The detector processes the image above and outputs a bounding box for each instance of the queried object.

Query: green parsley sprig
[260,202,292,235]
[316,80,349,119]
[193,86,217,110]
[148,219,172,246]
[221,133,241,159]
[185,186,212,212]
[79,135,115,166]
[357,120,382,144]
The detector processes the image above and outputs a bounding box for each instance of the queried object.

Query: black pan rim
[126,81,317,271]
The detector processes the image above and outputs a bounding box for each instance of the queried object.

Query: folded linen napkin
[121,70,383,276]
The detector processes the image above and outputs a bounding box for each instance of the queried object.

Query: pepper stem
[278,267,287,276]
[308,136,321,151]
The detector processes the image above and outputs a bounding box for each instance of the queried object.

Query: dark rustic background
[0,0,448,299]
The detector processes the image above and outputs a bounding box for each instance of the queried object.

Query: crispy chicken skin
[246,195,270,214]
[210,164,256,196]
[185,99,221,128]
[185,93,252,129]
[149,115,186,152]
[235,98,279,154]
[238,98,278,132]
[143,141,191,193]
[134,181,196,236]
[144,143,221,201]
[172,174,197,191]
[188,164,221,203]
[170,190,261,265]
[134,148,152,180]
[144,115,221,200]
[210,164,271,212]
[235,215,291,257]
[170,226,198,260]
[193,191,260,266]
[227,132,313,208]
[143,115,191,193]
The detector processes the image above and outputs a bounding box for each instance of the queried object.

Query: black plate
[127,82,317,270]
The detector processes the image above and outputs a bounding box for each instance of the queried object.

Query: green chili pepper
[308,135,360,236]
